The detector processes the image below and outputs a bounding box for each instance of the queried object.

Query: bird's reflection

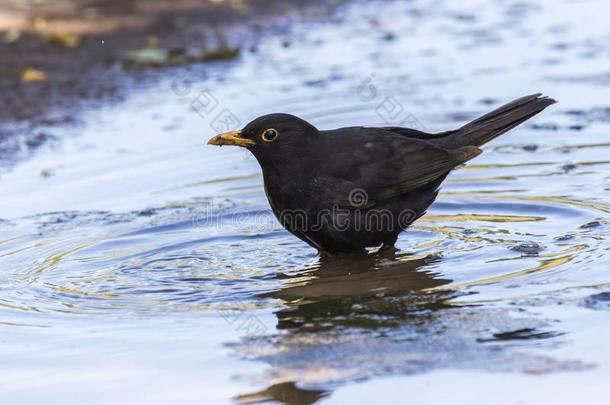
[274,249,447,301]
[267,249,452,331]
[236,250,455,404]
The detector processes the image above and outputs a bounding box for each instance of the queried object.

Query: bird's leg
[379,236,398,253]
[318,248,367,258]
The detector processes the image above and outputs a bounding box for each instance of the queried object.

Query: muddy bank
[0,0,342,165]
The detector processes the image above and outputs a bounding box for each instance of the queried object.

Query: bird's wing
[379,126,457,142]
[313,128,481,208]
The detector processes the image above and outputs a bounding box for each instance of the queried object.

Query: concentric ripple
[0,185,607,316]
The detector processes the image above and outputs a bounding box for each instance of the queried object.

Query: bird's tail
[444,94,557,148]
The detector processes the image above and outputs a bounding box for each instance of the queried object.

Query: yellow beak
[207,130,254,147]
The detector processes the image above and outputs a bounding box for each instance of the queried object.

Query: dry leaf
[21,68,47,82]
[48,33,81,48]
[202,44,240,62]
[3,29,21,44]
[119,48,168,67]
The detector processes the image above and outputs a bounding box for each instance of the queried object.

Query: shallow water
[1,0,610,403]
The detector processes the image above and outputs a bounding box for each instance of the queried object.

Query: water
[1,0,610,403]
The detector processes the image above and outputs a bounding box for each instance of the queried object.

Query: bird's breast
[262,170,316,216]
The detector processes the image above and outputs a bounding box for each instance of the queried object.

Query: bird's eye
[261,128,278,142]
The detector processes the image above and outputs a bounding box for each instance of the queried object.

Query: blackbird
[208,94,556,254]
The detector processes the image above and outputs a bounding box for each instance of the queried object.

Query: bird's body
[209,94,556,254]
[259,127,469,253]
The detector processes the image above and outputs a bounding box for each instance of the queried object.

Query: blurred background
[1,0,610,404]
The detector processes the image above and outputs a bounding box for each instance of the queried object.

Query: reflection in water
[231,247,586,398]
[476,328,565,343]
[236,382,329,405]
[234,251,459,403]
[274,250,446,299]
[267,251,451,331]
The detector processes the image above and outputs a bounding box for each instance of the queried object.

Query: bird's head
[207,113,318,166]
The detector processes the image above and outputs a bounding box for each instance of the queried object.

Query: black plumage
[208,94,556,254]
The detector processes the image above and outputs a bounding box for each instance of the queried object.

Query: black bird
[208,94,556,254]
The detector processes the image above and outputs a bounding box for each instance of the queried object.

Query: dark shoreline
[0,0,345,165]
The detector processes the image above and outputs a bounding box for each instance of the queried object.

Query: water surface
[1,0,610,403]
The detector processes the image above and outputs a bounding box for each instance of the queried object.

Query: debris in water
[510,242,543,255]
[580,220,602,229]
[560,163,577,172]
[521,144,539,152]
[584,292,610,310]
[40,169,54,178]
[202,44,240,62]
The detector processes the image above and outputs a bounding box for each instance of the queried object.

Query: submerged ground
[1,0,610,403]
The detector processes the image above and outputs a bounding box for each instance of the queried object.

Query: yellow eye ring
[261,128,278,142]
